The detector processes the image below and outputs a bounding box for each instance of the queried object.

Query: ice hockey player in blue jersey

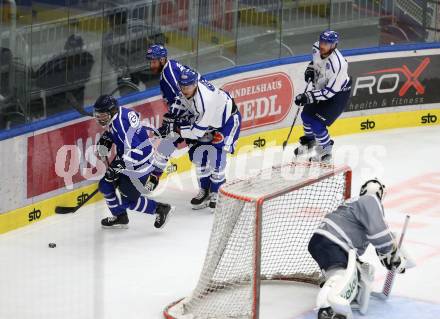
[174,69,241,210]
[93,94,174,229]
[144,44,201,192]
[308,179,414,319]
[294,30,352,162]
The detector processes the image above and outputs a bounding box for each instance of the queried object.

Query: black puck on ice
[48,243,56,248]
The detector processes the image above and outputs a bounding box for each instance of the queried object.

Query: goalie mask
[359,178,386,201]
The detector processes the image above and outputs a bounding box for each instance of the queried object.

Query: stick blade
[55,206,77,214]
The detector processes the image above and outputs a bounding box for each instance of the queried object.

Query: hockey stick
[372,215,411,300]
[282,80,311,149]
[66,92,93,117]
[55,188,100,214]
[55,158,109,214]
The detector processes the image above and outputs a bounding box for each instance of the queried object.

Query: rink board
[1,43,440,233]
[1,107,438,234]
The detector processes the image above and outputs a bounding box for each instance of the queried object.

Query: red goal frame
[164,164,352,319]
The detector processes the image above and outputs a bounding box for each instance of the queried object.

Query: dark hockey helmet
[360,178,386,201]
[93,94,118,126]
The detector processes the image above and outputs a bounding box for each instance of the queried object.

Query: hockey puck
[48,243,56,248]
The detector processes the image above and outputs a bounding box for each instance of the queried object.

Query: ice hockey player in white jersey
[294,30,351,161]
[144,44,202,192]
[173,69,241,210]
[307,179,413,319]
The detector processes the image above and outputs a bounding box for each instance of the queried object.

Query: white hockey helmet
[359,178,386,201]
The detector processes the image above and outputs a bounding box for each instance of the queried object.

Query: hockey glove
[104,158,125,183]
[145,171,162,192]
[96,131,113,158]
[199,131,214,143]
[295,92,314,106]
[377,247,405,273]
[174,118,191,135]
[158,113,175,138]
[304,64,315,83]
[174,117,191,128]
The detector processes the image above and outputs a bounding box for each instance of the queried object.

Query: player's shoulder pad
[169,59,188,73]
[127,110,140,129]
[358,194,384,214]
[119,107,140,129]
[327,51,343,73]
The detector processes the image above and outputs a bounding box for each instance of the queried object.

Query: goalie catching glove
[377,246,406,273]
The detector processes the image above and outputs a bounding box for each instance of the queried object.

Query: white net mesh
[165,162,351,319]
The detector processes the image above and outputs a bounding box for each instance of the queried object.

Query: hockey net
[164,162,352,319]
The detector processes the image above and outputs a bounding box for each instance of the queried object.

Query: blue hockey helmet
[319,30,339,45]
[178,69,198,87]
[146,44,168,60]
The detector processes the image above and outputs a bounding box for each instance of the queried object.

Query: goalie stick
[372,214,411,300]
[282,80,311,149]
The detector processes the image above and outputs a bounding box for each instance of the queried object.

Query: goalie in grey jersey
[308,179,414,319]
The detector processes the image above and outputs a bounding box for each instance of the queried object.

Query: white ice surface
[1,125,440,319]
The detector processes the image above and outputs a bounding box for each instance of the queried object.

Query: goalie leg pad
[356,261,375,315]
[318,250,358,319]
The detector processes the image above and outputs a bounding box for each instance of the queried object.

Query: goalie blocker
[308,179,414,319]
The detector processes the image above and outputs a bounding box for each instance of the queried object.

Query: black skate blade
[309,155,333,163]
[192,202,209,210]
[101,224,129,229]
[55,206,77,214]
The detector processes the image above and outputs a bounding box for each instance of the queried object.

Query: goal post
[164,162,352,319]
